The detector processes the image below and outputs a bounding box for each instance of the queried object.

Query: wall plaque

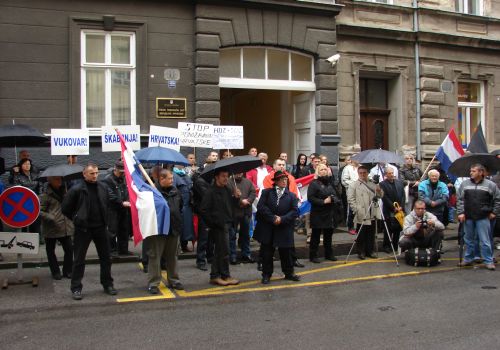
[156,98,187,118]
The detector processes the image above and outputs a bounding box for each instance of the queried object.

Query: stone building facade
[336,0,500,160]
[0,0,342,168]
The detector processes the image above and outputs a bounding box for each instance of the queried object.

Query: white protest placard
[51,129,90,155]
[178,122,214,148]
[148,125,180,151]
[101,125,141,152]
[212,125,244,150]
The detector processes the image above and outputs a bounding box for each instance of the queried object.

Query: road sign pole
[17,253,23,281]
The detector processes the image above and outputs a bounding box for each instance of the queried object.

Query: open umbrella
[492,149,500,157]
[134,146,189,166]
[0,124,49,147]
[448,153,500,177]
[351,149,404,164]
[201,155,261,180]
[38,164,84,181]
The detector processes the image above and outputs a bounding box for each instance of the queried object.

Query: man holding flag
[116,130,172,291]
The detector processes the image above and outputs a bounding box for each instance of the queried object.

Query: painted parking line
[116,269,176,303]
[117,259,459,303]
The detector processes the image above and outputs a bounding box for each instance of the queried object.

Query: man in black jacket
[62,162,116,300]
[146,169,184,294]
[199,168,241,286]
[380,166,406,253]
[102,160,132,256]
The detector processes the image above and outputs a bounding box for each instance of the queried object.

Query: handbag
[393,202,405,229]
[404,248,440,267]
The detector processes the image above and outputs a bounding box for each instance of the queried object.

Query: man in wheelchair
[399,200,445,252]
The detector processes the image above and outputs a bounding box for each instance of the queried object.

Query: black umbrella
[38,164,84,181]
[492,149,500,157]
[201,155,261,180]
[448,153,500,177]
[0,124,49,147]
[351,149,404,164]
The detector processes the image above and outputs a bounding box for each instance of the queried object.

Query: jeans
[210,224,231,279]
[472,219,496,259]
[464,218,493,264]
[71,226,113,292]
[309,228,333,259]
[229,216,251,260]
[196,217,214,265]
[45,236,73,276]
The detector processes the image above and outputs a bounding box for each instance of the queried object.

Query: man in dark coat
[379,166,406,253]
[228,172,256,264]
[254,171,300,284]
[146,169,184,294]
[62,162,116,300]
[199,168,241,286]
[102,160,132,256]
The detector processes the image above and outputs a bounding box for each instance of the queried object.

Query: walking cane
[458,222,464,267]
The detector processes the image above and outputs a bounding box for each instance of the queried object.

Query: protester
[261,158,304,269]
[379,166,406,253]
[146,169,184,294]
[220,150,233,159]
[228,172,256,264]
[204,151,219,167]
[102,160,132,256]
[292,153,308,180]
[457,164,500,270]
[418,169,449,224]
[279,152,292,173]
[0,179,4,261]
[254,171,300,284]
[192,166,214,271]
[246,152,272,192]
[369,162,399,182]
[307,164,340,263]
[302,155,320,177]
[62,163,116,300]
[39,176,74,280]
[400,154,423,213]
[186,153,199,177]
[248,147,258,157]
[199,168,240,286]
[173,165,195,253]
[341,155,359,234]
[347,165,384,260]
[399,200,444,252]
[12,158,41,237]
[8,149,39,184]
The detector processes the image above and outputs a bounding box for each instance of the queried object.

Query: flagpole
[419,155,436,181]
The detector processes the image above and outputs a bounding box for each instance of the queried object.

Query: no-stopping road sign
[0,186,40,228]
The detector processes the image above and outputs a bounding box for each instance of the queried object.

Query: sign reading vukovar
[102,125,140,152]
[178,122,214,148]
[212,125,244,150]
[148,125,180,151]
[51,129,90,155]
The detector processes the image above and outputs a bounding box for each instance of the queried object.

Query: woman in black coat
[307,164,340,263]
[253,171,300,284]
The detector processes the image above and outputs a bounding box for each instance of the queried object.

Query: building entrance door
[360,110,390,150]
[293,92,314,159]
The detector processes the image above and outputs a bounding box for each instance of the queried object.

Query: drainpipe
[413,0,421,160]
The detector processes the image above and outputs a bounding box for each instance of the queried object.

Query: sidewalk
[0,223,462,270]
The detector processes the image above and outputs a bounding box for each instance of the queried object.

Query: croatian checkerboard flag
[117,130,170,245]
[435,128,465,173]
[296,174,315,216]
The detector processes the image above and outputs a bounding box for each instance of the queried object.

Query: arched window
[219,47,315,91]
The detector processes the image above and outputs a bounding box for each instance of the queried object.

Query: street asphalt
[1,228,500,350]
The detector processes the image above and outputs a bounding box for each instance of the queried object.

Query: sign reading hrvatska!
[148,125,180,151]
[101,125,141,152]
[178,122,214,148]
[212,125,244,150]
[51,129,90,155]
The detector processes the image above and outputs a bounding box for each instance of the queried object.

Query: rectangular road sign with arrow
[0,232,39,254]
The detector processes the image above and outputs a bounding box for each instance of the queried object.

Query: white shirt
[369,164,399,181]
[341,164,359,188]
[256,167,269,190]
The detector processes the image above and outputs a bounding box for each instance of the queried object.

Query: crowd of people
[0,147,499,300]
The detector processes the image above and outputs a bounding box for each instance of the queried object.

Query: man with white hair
[418,169,449,224]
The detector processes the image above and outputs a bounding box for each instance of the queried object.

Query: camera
[372,174,380,184]
[419,219,428,229]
